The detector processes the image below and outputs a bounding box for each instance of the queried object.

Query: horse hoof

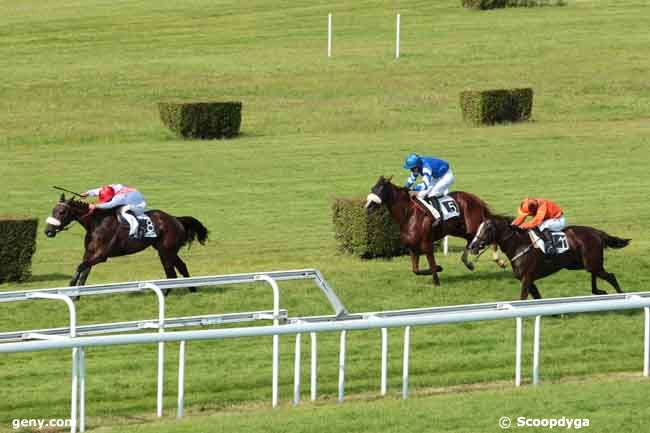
[592,290,607,296]
[436,265,443,273]
[189,287,197,293]
[464,262,475,271]
[163,289,170,297]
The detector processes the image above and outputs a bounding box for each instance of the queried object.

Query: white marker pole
[395,14,401,59]
[328,13,332,57]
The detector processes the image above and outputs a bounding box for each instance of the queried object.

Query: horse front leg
[461,246,475,271]
[492,244,507,269]
[425,252,441,286]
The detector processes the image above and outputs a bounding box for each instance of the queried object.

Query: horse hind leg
[174,256,197,293]
[529,283,542,300]
[425,253,441,286]
[158,251,178,296]
[591,273,607,295]
[597,270,623,294]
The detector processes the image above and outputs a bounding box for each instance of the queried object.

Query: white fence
[1,269,649,433]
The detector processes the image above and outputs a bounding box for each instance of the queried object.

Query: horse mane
[66,198,90,210]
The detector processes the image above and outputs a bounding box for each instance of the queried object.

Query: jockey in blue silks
[403,153,455,225]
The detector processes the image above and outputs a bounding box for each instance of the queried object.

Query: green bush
[332,198,408,259]
[462,0,565,9]
[0,217,38,283]
[460,88,533,125]
[158,102,242,139]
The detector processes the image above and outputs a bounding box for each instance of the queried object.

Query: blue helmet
[403,153,421,169]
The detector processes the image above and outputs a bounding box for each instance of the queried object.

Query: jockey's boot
[541,229,556,255]
[428,197,443,228]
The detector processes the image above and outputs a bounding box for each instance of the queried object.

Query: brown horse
[44,194,208,295]
[365,176,505,285]
[468,215,630,299]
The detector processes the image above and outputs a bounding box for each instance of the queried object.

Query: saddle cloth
[528,230,570,255]
[118,213,158,238]
[416,195,460,221]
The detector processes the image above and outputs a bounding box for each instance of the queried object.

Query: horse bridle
[47,202,92,232]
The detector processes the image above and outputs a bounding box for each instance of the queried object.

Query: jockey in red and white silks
[83,184,147,238]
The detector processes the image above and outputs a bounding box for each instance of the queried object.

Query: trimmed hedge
[0,217,38,283]
[158,102,242,139]
[332,198,408,259]
[460,88,533,125]
[462,0,565,9]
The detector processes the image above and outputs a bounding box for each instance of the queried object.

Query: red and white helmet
[98,185,115,203]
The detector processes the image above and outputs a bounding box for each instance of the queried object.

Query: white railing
[0,269,345,432]
[2,271,649,432]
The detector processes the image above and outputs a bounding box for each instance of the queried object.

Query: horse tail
[177,216,209,247]
[602,233,630,249]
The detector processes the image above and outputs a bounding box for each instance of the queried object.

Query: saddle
[117,212,158,239]
[415,195,460,223]
[528,229,569,255]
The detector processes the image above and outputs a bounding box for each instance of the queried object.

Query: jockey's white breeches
[421,169,455,198]
[117,196,147,236]
[539,216,566,232]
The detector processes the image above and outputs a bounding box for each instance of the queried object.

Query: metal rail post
[26,293,80,433]
[533,316,541,385]
[139,283,165,417]
[402,326,411,399]
[310,332,317,401]
[254,275,281,408]
[381,328,388,395]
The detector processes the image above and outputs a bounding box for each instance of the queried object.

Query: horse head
[44,194,88,238]
[365,175,400,215]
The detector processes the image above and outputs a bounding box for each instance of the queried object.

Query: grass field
[1,0,650,432]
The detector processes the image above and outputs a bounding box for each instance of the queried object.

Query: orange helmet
[520,198,538,214]
[98,186,115,204]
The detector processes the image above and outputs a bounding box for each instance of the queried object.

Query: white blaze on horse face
[365,193,382,208]
[46,216,62,227]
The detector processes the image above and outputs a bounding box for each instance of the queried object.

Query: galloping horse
[44,194,209,294]
[365,176,505,285]
[468,215,630,299]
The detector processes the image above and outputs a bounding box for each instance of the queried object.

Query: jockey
[403,153,454,225]
[81,184,147,239]
[511,197,566,254]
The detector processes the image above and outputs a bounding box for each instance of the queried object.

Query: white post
[26,293,79,433]
[443,189,449,255]
[395,14,400,59]
[293,333,301,405]
[140,283,165,418]
[310,332,317,401]
[327,13,332,57]
[177,341,185,418]
[254,275,280,408]
[515,317,522,387]
[381,328,388,395]
[338,330,346,403]
[79,348,85,432]
[533,316,541,385]
[402,326,411,399]
[643,307,650,377]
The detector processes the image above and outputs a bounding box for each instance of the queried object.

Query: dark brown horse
[365,176,505,285]
[468,215,630,299]
[44,194,208,294]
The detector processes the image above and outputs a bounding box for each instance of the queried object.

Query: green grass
[95,375,650,433]
[1,0,650,432]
